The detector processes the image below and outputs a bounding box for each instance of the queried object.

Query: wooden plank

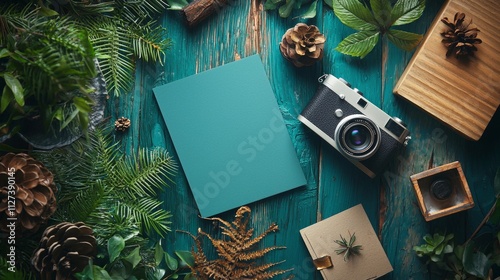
[106,0,500,279]
[394,0,500,141]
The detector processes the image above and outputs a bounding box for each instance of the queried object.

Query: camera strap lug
[318,74,328,83]
[404,136,411,146]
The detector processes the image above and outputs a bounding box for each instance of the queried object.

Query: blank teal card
[153,55,306,217]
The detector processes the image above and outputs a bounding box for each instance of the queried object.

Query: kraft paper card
[300,204,393,280]
[153,55,306,217]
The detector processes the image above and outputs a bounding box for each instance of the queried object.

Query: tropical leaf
[387,29,423,51]
[370,0,392,26]
[332,0,377,31]
[390,0,425,26]
[335,30,380,58]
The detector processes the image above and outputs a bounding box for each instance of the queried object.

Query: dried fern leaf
[186,206,289,279]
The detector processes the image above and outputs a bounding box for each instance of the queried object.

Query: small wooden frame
[410,161,474,221]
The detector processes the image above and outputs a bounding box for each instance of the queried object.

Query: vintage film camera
[298,74,411,178]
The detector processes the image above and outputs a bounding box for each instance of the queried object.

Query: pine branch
[87,19,134,96]
[117,198,172,237]
[128,22,170,64]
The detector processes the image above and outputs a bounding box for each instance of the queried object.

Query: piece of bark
[183,0,231,27]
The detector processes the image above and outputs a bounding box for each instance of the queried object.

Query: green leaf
[301,0,318,19]
[332,0,377,31]
[443,244,454,254]
[390,0,425,26]
[494,168,500,197]
[184,273,197,280]
[335,30,380,58]
[1,86,14,113]
[73,96,92,113]
[0,49,10,59]
[279,0,296,18]
[433,233,445,246]
[165,252,179,271]
[166,0,189,10]
[175,251,195,268]
[463,242,492,278]
[264,0,280,10]
[39,6,59,17]
[75,263,94,280]
[123,247,141,269]
[155,242,165,267]
[423,234,433,245]
[324,0,333,9]
[488,198,500,225]
[370,0,392,26]
[3,73,24,107]
[387,29,422,51]
[454,244,465,261]
[92,266,112,280]
[151,268,166,280]
[108,235,125,263]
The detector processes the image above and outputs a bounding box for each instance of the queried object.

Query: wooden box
[410,161,474,221]
[394,0,500,141]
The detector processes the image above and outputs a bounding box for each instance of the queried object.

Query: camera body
[298,74,411,178]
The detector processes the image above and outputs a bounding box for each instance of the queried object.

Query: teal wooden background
[107,0,500,279]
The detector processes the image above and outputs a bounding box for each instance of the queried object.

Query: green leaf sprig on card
[264,0,319,19]
[332,0,425,58]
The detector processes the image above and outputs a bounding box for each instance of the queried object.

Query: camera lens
[346,126,371,151]
[335,115,381,160]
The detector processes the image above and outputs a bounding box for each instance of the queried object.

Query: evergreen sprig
[33,127,177,242]
[334,232,362,262]
[332,0,425,58]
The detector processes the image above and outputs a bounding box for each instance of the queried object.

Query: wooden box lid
[393,0,500,141]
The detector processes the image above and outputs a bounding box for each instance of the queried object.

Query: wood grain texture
[105,0,500,279]
[394,0,500,141]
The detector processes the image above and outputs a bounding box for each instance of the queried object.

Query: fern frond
[46,0,115,17]
[117,198,172,237]
[54,181,105,222]
[128,22,170,64]
[111,147,176,199]
[87,18,134,96]
[113,0,169,23]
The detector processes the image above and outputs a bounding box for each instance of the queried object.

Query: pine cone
[32,222,97,280]
[115,117,131,132]
[441,12,482,57]
[0,153,57,235]
[280,23,326,67]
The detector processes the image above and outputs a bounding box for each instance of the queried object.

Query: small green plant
[331,0,425,58]
[334,231,362,262]
[413,233,454,263]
